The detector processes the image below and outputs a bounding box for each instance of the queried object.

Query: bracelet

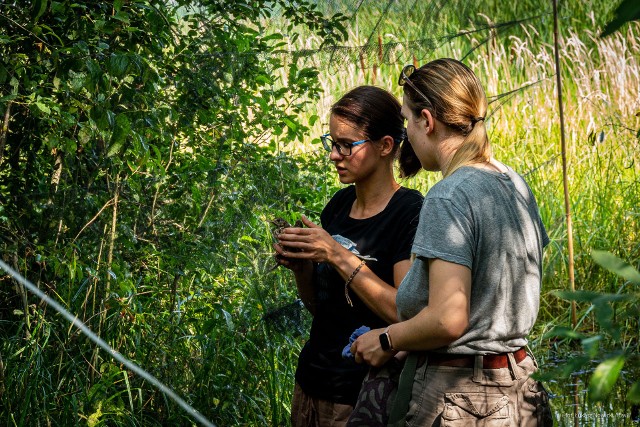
[344,259,366,307]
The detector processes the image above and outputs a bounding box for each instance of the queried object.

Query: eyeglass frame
[398,64,433,107]
[320,133,370,156]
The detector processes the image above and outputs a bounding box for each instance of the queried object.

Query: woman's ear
[379,135,396,157]
[421,109,434,133]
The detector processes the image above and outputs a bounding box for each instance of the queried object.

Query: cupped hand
[272,242,311,274]
[350,327,395,367]
[276,215,342,264]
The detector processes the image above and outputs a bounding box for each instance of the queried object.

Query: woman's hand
[276,215,342,264]
[272,242,311,275]
[350,327,395,367]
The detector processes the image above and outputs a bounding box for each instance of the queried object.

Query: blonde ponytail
[444,117,490,177]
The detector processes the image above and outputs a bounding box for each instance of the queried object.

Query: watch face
[379,332,391,351]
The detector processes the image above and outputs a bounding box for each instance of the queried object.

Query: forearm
[330,250,398,324]
[352,260,471,366]
[387,310,458,351]
[347,268,398,323]
[276,221,400,322]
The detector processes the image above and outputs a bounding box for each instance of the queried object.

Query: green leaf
[32,0,48,21]
[592,250,640,285]
[552,289,604,302]
[255,74,271,85]
[0,94,17,103]
[87,400,103,427]
[282,117,298,132]
[112,11,131,24]
[34,101,51,114]
[106,141,123,158]
[109,54,130,78]
[601,0,640,37]
[592,300,619,340]
[107,120,130,157]
[222,309,234,331]
[581,335,601,358]
[628,381,640,404]
[542,325,584,340]
[588,355,625,401]
[261,33,283,42]
[78,127,92,145]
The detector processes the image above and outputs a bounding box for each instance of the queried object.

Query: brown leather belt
[426,347,528,369]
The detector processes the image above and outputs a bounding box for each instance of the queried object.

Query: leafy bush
[0,0,344,424]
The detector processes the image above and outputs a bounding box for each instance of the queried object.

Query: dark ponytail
[398,138,421,178]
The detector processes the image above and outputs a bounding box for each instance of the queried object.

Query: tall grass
[295,18,640,304]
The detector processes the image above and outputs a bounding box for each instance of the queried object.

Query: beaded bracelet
[344,259,366,307]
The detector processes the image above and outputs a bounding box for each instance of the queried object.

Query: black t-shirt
[295,186,423,405]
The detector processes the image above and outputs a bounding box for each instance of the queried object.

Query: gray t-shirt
[396,165,549,354]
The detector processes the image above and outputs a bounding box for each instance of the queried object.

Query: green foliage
[588,355,625,402]
[542,251,639,404]
[0,0,342,425]
[1,0,639,425]
[601,0,640,37]
[592,250,640,285]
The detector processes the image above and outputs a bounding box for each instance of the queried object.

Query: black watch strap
[379,329,394,352]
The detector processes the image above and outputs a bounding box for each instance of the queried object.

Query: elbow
[435,292,470,344]
[438,315,469,343]
[385,302,399,324]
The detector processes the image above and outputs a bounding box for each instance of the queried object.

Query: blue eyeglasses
[320,133,369,156]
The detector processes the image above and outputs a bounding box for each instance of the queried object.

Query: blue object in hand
[342,325,371,359]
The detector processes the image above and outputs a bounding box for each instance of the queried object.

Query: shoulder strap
[387,352,419,426]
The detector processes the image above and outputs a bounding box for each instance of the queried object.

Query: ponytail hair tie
[396,127,408,144]
[471,116,485,125]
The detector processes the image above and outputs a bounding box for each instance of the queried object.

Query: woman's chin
[336,170,354,184]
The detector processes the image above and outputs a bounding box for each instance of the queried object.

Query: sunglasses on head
[398,64,432,106]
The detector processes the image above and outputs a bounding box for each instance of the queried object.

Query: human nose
[329,144,344,161]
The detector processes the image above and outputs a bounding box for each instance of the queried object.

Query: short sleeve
[412,196,474,269]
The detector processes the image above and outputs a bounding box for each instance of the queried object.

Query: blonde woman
[350,59,553,426]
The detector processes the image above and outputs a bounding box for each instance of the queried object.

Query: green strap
[387,352,419,426]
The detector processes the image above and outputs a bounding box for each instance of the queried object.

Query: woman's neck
[351,175,400,219]
[438,134,465,176]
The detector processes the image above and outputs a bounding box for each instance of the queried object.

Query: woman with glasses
[274,85,423,426]
[350,59,553,426]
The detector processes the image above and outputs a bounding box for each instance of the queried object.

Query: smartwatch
[379,327,395,352]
